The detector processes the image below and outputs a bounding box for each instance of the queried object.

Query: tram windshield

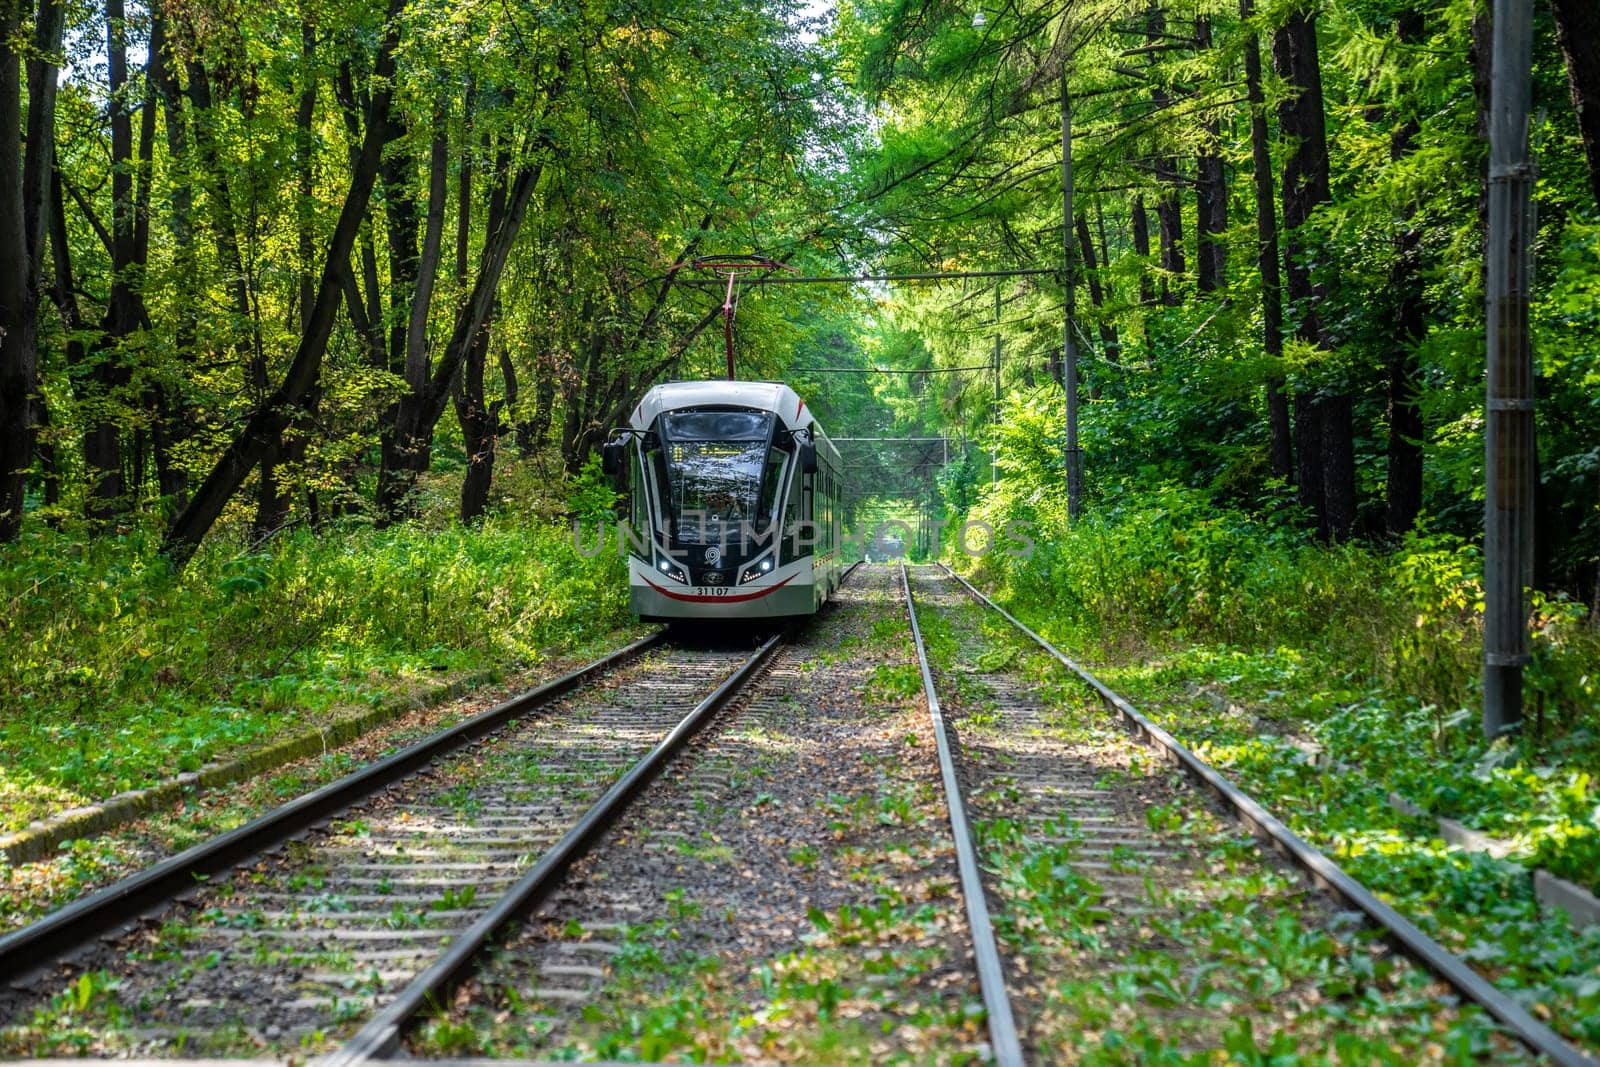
[659,410,783,546]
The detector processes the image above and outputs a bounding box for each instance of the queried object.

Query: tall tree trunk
[1155,182,1184,306]
[84,0,140,519]
[1075,212,1120,362]
[456,94,503,524]
[285,13,319,524]
[380,111,418,379]
[378,63,565,515]
[0,0,64,540]
[376,98,450,522]
[1275,8,1352,539]
[1551,0,1600,206]
[131,7,182,509]
[380,153,547,517]
[1293,393,1326,538]
[186,59,278,533]
[526,351,555,455]
[1243,0,1291,480]
[1131,195,1155,306]
[151,5,194,510]
[1386,10,1426,536]
[456,321,497,522]
[1194,20,1226,293]
[161,0,406,569]
[1144,6,1184,306]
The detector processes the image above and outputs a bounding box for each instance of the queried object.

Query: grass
[946,478,1600,1054]
[916,574,1538,1061]
[0,506,632,835]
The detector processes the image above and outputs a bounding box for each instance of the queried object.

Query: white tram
[602,381,846,622]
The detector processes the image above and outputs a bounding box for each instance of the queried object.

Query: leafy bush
[946,390,1600,893]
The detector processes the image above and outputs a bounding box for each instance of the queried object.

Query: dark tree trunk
[1131,195,1155,306]
[1075,212,1120,362]
[132,10,180,509]
[377,99,451,522]
[83,0,142,519]
[1145,6,1184,306]
[1294,393,1326,538]
[456,95,503,524]
[255,21,321,538]
[1194,20,1226,293]
[378,63,566,517]
[141,10,188,510]
[1275,8,1352,539]
[1385,10,1426,536]
[379,154,547,518]
[284,15,318,523]
[0,0,63,540]
[1154,175,1184,308]
[1243,0,1291,480]
[1321,391,1356,539]
[334,62,386,368]
[456,323,497,523]
[525,352,555,455]
[187,58,278,533]
[380,116,418,379]
[1551,0,1600,206]
[161,0,406,569]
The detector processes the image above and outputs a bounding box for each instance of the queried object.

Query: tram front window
[661,410,779,547]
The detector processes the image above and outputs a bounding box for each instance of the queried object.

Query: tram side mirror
[798,439,818,475]
[601,440,626,483]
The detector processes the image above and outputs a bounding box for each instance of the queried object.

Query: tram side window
[819,473,832,556]
[822,470,833,552]
[629,447,647,546]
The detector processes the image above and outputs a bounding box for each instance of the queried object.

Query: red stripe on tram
[642,574,796,603]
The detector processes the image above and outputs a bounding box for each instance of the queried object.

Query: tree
[1551,0,1600,206]
[0,0,64,541]
[161,0,405,568]
[1275,7,1354,541]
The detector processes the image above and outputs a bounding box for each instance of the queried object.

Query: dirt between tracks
[417,565,992,1064]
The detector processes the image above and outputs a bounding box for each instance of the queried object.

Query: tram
[602,381,846,622]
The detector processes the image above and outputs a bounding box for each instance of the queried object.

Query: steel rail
[322,629,788,1064]
[0,631,666,981]
[326,562,861,1061]
[936,563,1598,1067]
[899,564,1025,1067]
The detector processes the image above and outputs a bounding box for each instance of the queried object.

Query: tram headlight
[740,557,775,584]
[654,554,686,582]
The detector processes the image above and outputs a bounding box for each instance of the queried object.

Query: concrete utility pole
[1483,0,1537,739]
[993,285,1001,485]
[1062,61,1083,519]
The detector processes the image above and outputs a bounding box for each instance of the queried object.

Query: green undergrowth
[918,575,1530,1061]
[946,445,1600,1051]
[0,506,628,834]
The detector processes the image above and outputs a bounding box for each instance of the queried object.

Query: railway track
[8,560,1593,1063]
[901,562,1597,1066]
[0,628,787,1058]
[400,562,993,1061]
